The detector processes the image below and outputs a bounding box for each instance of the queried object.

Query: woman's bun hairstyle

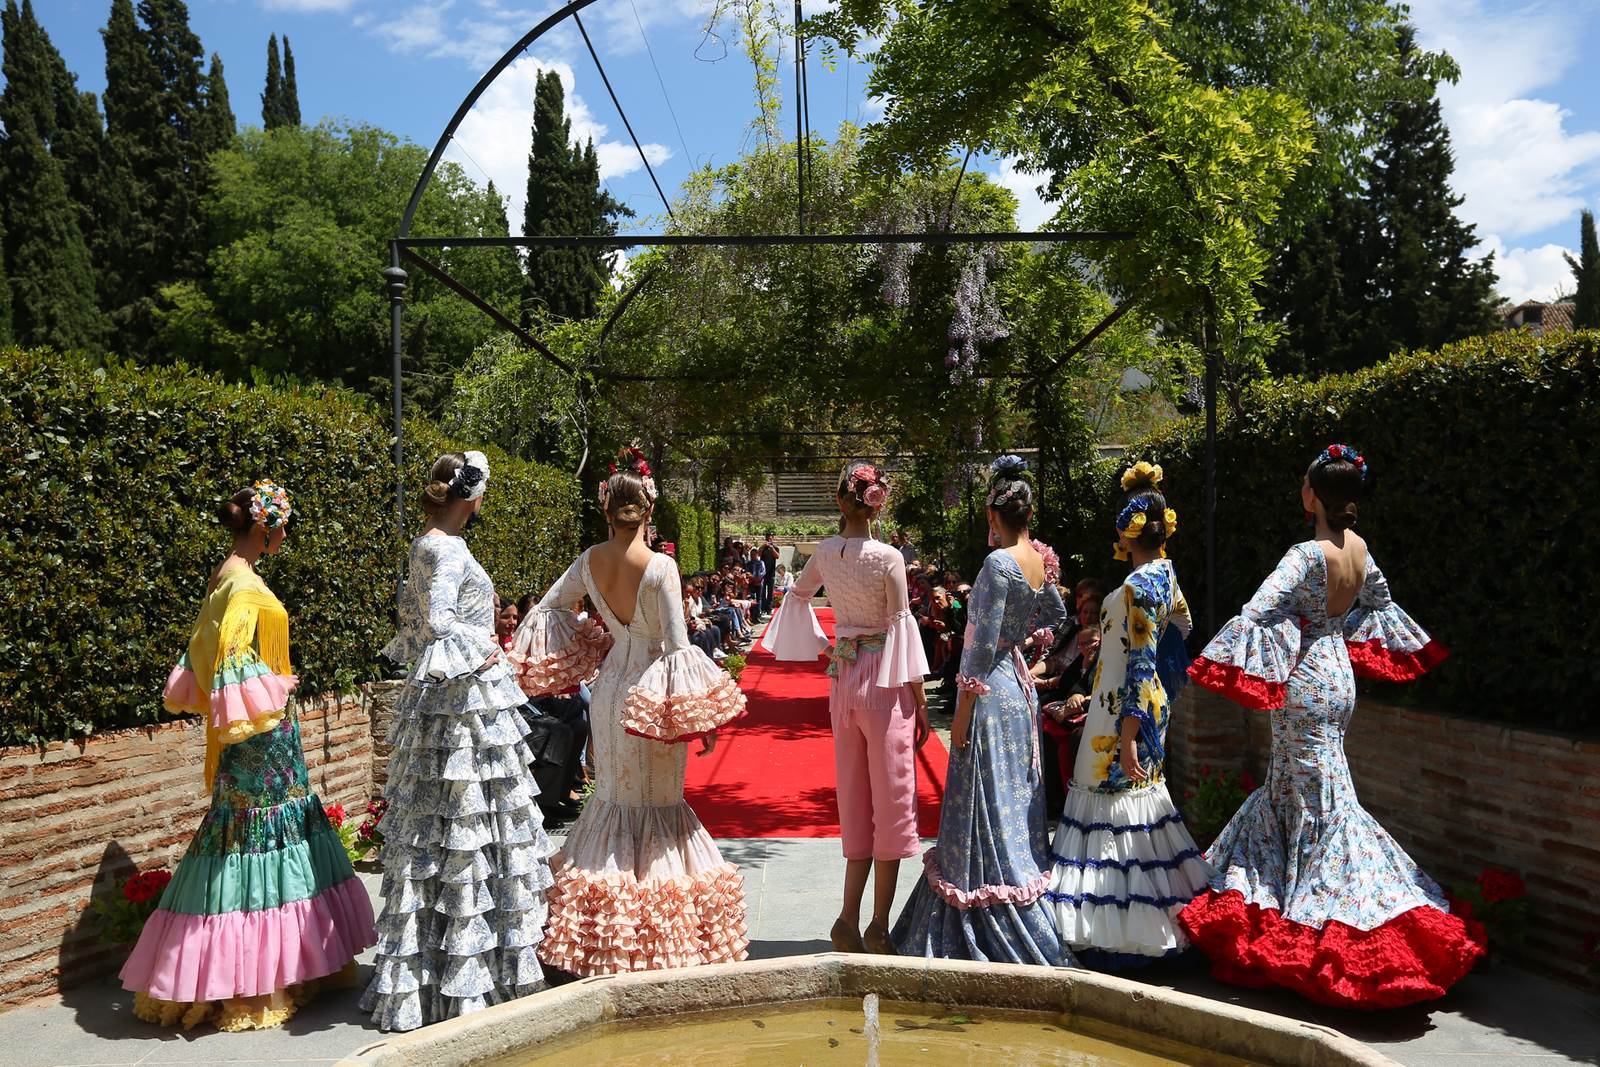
[421,452,467,516]
[1308,444,1370,532]
[838,461,891,519]
[1118,462,1168,549]
[984,454,1034,531]
[217,488,256,533]
[602,446,657,530]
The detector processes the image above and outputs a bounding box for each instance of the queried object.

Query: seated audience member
[495,593,520,649]
[1036,593,1103,819]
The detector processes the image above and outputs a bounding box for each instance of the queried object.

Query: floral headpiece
[1314,443,1369,482]
[1120,461,1163,493]
[449,450,490,501]
[248,480,292,529]
[1114,500,1179,561]
[600,446,658,505]
[986,454,1030,507]
[845,463,890,510]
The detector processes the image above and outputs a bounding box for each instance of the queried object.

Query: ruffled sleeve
[403,538,500,684]
[758,549,829,661]
[1188,545,1312,711]
[955,552,1007,694]
[1344,553,1448,681]
[877,551,930,688]
[507,553,612,698]
[622,557,746,742]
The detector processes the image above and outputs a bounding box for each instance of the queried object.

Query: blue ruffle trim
[1048,848,1201,872]
[1045,889,1190,909]
[1056,810,1186,835]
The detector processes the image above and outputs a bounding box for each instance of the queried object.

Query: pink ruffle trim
[922,850,1048,910]
[622,675,747,744]
[955,674,992,695]
[507,613,612,698]
[162,667,298,729]
[120,877,376,1003]
[537,862,749,977]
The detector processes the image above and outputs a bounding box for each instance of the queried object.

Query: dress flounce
[621,648,746,743]
[1179,889,1485,1009]
[1344,600,1448,681]
[759,594,829,660]
[505,609,612,698]
[1188,613,1301,710]
[388,631,500,685]
[921,849,1048,909]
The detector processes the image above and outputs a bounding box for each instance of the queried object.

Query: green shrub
[1056,329,1600,730]
[0,347,579,744]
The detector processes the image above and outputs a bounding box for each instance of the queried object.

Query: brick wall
[0,689,376,1008]
[1169,688,1600,986]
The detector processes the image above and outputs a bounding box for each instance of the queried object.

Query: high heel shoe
[830,917,867,953]
[863,919,898,956]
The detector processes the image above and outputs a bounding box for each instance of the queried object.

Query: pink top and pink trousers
[760,537,929,861]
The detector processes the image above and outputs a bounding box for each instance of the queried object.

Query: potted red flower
[90,867,173,944]
[1450,867,1530,962]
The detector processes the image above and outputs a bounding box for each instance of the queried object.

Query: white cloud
[992,157,1055,230]
[444,56,671,228]
[1408,0,1600,242]
[261,0,360,11]
[1478,234,1577,303]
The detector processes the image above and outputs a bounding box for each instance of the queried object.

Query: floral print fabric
[892,550,1072,966]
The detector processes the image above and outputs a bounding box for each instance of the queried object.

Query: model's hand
[1120,733,1147,781]
[479,649,502,671]
[698,730,718,756]
[914,702,931,750]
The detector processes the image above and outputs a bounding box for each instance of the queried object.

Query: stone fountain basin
[333,953,1398,1067]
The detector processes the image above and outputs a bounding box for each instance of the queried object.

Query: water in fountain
[863,993,881,1067]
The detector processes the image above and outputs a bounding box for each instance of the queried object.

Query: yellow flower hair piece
[1121,461,1163,493]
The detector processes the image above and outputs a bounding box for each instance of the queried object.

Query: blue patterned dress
[1046,559,1212,968]
[892,550,1073,965]
[1180,541,1480,1009]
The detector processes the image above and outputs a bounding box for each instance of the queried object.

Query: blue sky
[29,0,1600,303]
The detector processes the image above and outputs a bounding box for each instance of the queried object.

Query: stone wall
[1168,688,1600,986]
[0,689,377,1008]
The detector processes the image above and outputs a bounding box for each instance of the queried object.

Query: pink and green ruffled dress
[121,569,375,1024]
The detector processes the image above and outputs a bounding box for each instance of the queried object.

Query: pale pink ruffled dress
[511,549,748,976]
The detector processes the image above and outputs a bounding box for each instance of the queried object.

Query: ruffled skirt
[1046,781,1212,968]
[538,797,749,977]
[361,666,555,1032]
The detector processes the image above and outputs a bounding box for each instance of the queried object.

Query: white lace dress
[361,533,554,1032]
[510,549,748,976]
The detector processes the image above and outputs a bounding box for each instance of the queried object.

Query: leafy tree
[0,203,11,345]
[196,51,235,156]
[262,32,284,129]
[1,0,105,348]
[153,122,522,412]
[281,35,301,127]
[521,69,630,323]
[1567,210,1599,330]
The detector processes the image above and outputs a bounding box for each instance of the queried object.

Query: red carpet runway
[685,608,949,839]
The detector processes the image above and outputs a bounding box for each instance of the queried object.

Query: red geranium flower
[1240,772,1258,792]
[1476,868,1526,903]
[1445,891,1473,921]
[324,803,346,827]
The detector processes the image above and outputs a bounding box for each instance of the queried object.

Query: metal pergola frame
[387,0,1220,627]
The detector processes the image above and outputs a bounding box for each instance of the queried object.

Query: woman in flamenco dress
[1179,444,1483,1008]
[1045,462,1212,969]
[122,481,375,1030]
[890,455,1073,966]
[510,448,749,976]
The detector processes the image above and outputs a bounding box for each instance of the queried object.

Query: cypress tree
[262,33,283,129]
[1567,210,1599,330]
[480,180,526,312]
[196,51,234,155]
[0,193,11,346]
[100,0,163,328]
[281,35,301,127]
[521,70,629,322]
[1,0,105,349]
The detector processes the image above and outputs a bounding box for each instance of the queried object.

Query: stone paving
[2,846,1597,1067]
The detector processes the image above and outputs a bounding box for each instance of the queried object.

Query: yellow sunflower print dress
[1045,559,1213,968]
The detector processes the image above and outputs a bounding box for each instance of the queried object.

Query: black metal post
[1203,309,1218,635]
[385,248,408,604]
[794,0,806,235]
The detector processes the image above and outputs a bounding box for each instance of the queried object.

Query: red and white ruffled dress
[1180,541,1480,1009]
[509,549,748,976]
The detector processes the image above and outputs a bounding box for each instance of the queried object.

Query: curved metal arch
[398,0,604,240]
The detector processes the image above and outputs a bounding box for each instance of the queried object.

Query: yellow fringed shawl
[167,567,294,788]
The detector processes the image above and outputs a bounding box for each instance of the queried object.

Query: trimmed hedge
[656,499,715,574]
[0,347,580,744]
[1077,329,1599,731]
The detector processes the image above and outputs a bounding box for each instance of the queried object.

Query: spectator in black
[759,534,780,617]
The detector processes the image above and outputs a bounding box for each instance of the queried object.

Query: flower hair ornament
[1314,443,1369,482]
[1113,500,1180,561]
[248,480,292,529]
[601,446,658,506]
[846,464,890,510]
[449,450,490,501]
[986,454,1030,507]
[1120,461,1163,493]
